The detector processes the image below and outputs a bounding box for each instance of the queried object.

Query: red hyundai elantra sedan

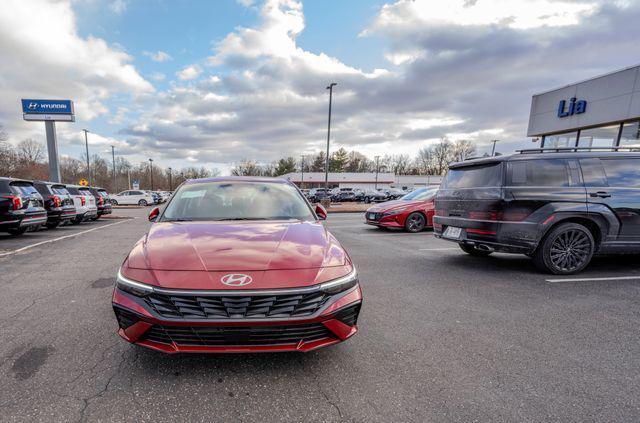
[112,177,362,353]
[365,187,438,232]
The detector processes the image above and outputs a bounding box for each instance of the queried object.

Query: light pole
[168,167,172,191]
[83,129,91,186]
[324,82,337,201]
[149,158,154,190]
[491,139,499,156]
[300,154,306,189]
[111,145,117,192]
[374,155,380,189]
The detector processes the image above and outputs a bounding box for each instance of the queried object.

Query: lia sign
[21,99,75,122]
[557,97,587,118]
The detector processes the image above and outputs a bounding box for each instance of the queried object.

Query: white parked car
[66,185,98,224]
[110,190,155,206]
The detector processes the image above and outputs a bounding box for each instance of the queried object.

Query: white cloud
[236,0,254,7]
[176,65,202,80]
[149,72,166,81]
[142,50,172,62]
[0,0,152,144]
[109,0,127,14]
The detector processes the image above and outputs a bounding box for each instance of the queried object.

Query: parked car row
[305,187,415,203]
[1,177,112,236]
[109,190,172,206]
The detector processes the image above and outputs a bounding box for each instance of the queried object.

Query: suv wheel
[459,243,492,257]
[7,227,28,236]
[533,222,595,275]
[405,212,426,233]
[138,199,148,206]
[111,200,118,206]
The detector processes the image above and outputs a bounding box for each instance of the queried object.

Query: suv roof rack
[517,146,640,154]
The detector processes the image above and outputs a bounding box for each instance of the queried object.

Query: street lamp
[300,154,306,188]
[149,158,154,190]
[491,139,499,156]
[168,167,172,191]
[374,155,380,189]
[111,145,117,192]
[83,129,91,186]
[324,82,337,201]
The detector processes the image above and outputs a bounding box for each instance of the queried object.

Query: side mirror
[315,204,327,220]
[148,207,160,222]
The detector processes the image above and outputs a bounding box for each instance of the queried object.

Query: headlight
[383,208,407,216]
[116,269,154,297]
[320,267,358,295]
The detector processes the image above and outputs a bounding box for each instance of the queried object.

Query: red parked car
[112,177,362,353]
[365,187,438,232]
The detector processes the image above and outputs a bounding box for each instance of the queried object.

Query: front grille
[144,291,332,320]
[142,322,334,346]
[367,212,382,221]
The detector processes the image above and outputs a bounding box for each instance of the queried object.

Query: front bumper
[112,285,362,353]
[364,211,405,229]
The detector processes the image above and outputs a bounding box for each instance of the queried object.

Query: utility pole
[324,83,337,202]
[300,155,305,189]
[127,169,131,189]
[83,129,91,186]
[111,145,117,193]
[168,167,173,191]
[149,158,154,190]
[491,139,499,156]
[374,155,380,189]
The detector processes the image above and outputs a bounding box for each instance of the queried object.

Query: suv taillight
[49,195,61,207]
[80,196,86,206]
[3,195,23,210]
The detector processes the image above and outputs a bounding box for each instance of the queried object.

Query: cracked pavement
[1,210,640,421]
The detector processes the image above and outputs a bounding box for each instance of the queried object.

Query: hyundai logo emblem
[220,273,252,286]
[28,102,38,110]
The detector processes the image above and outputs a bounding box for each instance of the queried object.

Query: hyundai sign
[21,99,75,122]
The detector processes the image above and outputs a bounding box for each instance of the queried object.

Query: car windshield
[161,181,315,221]
[401,188,437,201]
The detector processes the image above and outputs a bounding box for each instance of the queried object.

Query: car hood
[126,220,348,272]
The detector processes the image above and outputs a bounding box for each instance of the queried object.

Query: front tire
[533,222,594,275]
[111,200,118,206]
[459,243,492,257]
[138,199,148,206]
[7,227,28,236]
[405,212,426,233]
[46,221,60,229]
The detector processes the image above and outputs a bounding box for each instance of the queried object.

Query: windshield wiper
[212,217,271,221]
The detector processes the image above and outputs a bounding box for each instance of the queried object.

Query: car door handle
[590,191,611,198]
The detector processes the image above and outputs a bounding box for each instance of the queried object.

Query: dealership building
[280,172,442,190]
[528,64,640,148]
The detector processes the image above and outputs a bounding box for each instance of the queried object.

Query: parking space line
[419,248,459,251]
[0,219,134,258]
[546,275,640,283]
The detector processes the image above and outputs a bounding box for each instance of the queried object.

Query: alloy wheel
[549,229,592,272]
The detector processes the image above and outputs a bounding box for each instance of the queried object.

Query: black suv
[434,149,640,274]
[32,181,77,228]
[0,178,47,235]
[88,187,112,220]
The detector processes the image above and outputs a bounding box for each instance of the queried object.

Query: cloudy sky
[0,0,638,174]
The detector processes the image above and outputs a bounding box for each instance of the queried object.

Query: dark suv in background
[88,187,112,220]
[434,149,640,274]
[0,177,47,235]
[33,181,77,228]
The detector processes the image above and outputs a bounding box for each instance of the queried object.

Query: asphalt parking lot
[2,210,640,422]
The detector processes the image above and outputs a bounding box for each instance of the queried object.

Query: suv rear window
[507,159,581,187]
[442,163,502,189]
[10,182,39,196]
[51,185,70,195]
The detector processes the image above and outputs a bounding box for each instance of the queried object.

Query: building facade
[280,172,442,190]
[527,64,640,149]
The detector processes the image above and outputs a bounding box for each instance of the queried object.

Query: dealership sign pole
[21,99,75,183]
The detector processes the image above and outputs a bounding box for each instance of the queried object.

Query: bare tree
[231,160,264,176]
[389,154,412,175]
[416,146,434,175]
[432,138,453,175]
[0,124,7,142]
[451,139,476,162]
[17,138,45,164]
